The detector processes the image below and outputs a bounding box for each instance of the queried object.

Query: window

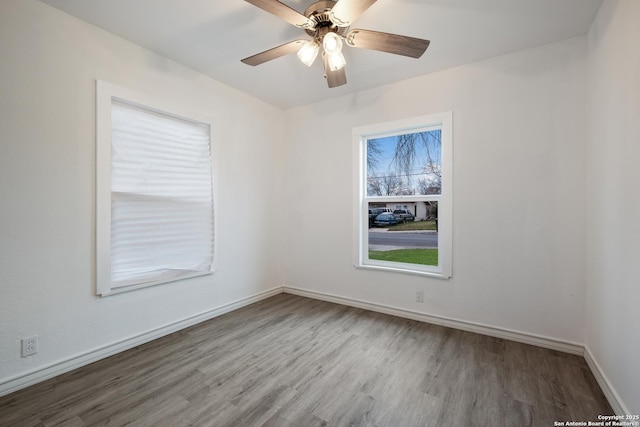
[96,81,215,296]
[353,113,452,278]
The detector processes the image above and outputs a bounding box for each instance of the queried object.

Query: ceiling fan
[241,0,430,88]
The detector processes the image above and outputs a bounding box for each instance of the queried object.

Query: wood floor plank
[0,294,613,426]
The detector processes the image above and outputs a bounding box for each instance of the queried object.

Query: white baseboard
[282,286,584,355]
[583,347,628,415]
[0,286,282,397]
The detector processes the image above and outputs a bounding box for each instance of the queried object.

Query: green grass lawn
[387,220,437,231]
[369,248,438,266]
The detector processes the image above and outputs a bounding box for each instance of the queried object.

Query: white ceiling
[40,0,602,109]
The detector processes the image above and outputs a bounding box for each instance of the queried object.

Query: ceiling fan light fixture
[241,0,430,89]
[326,51,346,71]
[322,32,343,55]
[297,40,319,66]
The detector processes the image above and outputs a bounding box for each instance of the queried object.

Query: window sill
[355,263,451,280]
[98,270,214,297]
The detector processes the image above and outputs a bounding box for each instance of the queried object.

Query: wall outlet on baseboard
[415,289,424,303]
[21,336,38,357]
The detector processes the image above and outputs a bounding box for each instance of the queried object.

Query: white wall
[0,0,284,388]
[283,36,588,344]
[586,0,640,414]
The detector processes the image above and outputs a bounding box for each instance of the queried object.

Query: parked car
[374,212,399,227]
[392,209,415,223]
[368,207,393,227]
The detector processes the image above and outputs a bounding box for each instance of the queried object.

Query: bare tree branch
[367,130,442,195]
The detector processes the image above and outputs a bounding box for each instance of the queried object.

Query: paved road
[369,230,438,249]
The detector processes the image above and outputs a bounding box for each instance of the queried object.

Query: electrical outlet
[21,335,38,357]
[415,289,424,303]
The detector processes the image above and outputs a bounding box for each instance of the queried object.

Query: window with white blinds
[96,81,214,296]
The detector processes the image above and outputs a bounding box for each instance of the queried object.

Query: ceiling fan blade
[329,0,377,27]
[346,29,430,58]
[322,52,347,88]
[244,0,315,29]
[241,40,306,66]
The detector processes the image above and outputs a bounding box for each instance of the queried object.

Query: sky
[366,129,441,195]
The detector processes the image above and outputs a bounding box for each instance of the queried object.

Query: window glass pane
[368,201,439,267]
[366,130,442,197]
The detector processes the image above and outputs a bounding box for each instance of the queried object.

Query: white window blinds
[97,95,214,295]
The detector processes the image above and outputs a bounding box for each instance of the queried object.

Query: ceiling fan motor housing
[304,1,349,38]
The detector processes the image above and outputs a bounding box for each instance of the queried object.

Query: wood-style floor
[0,293,612,426]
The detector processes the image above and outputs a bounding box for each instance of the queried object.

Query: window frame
[352,112,453,278]
[96,80,217,296]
